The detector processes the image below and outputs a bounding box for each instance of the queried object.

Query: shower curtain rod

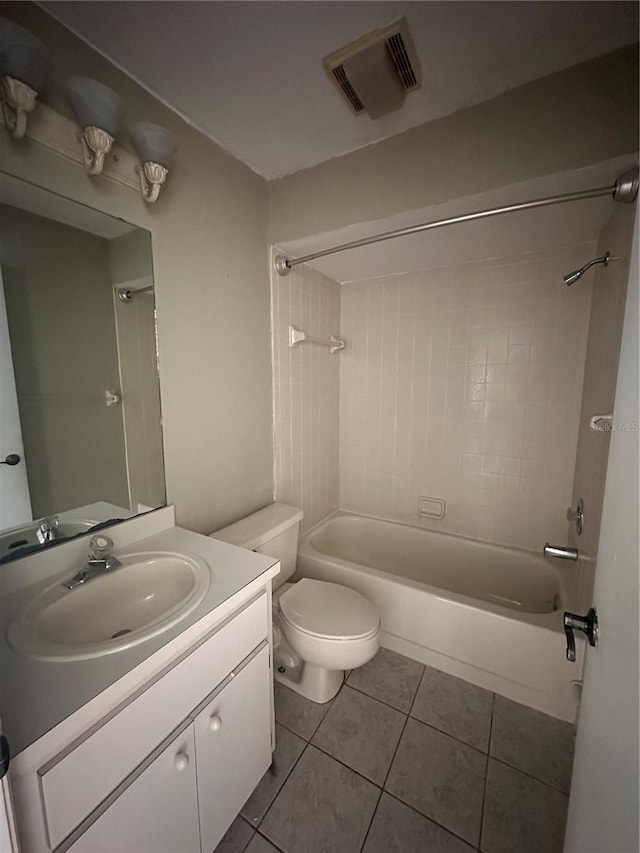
[274,167,639,276]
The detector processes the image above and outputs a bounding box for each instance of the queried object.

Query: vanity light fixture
[66,76,124,175]
[0,16,50,139]
[130,121,177,203]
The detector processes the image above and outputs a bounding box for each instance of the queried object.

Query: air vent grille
[324,17,422,118]
[387,33,418,90]
[332,66,365,114]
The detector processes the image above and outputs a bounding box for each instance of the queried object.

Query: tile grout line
[272,659,572,853]
[380,710,410,791]
[489,755,572,798]
[251,737,312,829]
[346,679,418,715]
[378,666,491,851]
[358,786,384,853]
[255,827,287,853]
[347,662,426,717]
[358,701,412,853]
[381,788,481,851]
[255,742,313,848]
[477,691,496,852]
[273,687,570,853]
[406,663,427,718]
[307,738,386,791]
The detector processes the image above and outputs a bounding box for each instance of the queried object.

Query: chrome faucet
[63,535,122,589]
[36,515,63,544]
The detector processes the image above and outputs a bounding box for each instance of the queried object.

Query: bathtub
[297,512,584,722]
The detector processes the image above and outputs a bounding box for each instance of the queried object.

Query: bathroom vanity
[0,507,279,853]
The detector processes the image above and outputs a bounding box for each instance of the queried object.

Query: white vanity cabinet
[67,725,200,853]
[68,647,271,853]
[194,645,272,853]
[12,590,274,853]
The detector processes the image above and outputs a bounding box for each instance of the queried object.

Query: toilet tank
[210,503,303,589]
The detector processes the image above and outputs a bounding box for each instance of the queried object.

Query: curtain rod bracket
[613,168,639,204]
[274,254,291,276]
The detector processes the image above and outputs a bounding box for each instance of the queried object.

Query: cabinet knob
[208,714,222,732]
[174,751,189,771]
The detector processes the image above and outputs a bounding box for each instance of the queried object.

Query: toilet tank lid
[210,503,303,550]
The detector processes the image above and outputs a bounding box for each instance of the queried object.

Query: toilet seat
[279,578,379,641]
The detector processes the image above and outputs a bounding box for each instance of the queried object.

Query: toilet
[210,503,380,703]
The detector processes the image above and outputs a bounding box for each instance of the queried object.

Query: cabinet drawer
[40,593,267,850]
[195,644,272,853]
[67,726,199,853]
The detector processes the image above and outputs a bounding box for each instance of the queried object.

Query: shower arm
[575,255,609,276]
[274,167,639,275]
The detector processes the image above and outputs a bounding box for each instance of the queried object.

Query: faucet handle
[563,608,598,662]
[89,534,114,560]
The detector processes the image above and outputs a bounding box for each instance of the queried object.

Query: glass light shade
[66,76,124,137]
[130,121,177,168]
[0,16,50,92]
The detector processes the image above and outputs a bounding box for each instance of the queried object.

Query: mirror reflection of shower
[563,251,617,286]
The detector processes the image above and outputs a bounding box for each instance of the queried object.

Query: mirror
[0,172,166,563]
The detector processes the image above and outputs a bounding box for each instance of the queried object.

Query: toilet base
[274,661,344,704]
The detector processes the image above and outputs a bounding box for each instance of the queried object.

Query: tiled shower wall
[271,254,340,532]
[339,245,595,551]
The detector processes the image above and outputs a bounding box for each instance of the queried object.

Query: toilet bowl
[210,504,381,703]
[273,578,380,702]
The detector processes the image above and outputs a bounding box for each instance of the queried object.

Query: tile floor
[214,648,575,853]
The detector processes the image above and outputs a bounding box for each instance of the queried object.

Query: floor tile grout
[307,739,385,791]
[401,714,490,761]
[381,788,485,850]
[406,662,427,718]
[269,651,571,853]
[344,678,418,716]
[276,682,570,792]
[357,786,384,853]
[255,826,286,853]
[380,707,410,790]
[477,691,496,852]
[489,755,572,797]
[252,739,312,829]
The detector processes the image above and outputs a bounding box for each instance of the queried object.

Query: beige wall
[0,204,129,516]
[269,46,639,243]
[567,203,636,611]
[339,245,594,551]
[0,2,273,534]
[108,230,153,286]
[271,255,340,532]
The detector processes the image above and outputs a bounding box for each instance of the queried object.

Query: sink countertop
[0,523,279,758]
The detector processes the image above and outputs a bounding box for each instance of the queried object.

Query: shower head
[563,269,584,286]
[563,251,614,286]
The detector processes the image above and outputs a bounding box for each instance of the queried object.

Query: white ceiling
[43,1,638,179]
[278,157,634,282]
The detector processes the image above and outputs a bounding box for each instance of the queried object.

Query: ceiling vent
[324,18,422,120]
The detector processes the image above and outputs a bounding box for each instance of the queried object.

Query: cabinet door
[195,645,272,853]
[68,726,200,853]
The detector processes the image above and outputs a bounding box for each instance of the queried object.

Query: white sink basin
[8,552,211,661]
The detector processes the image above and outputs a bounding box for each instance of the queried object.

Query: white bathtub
[297,512,584,722]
